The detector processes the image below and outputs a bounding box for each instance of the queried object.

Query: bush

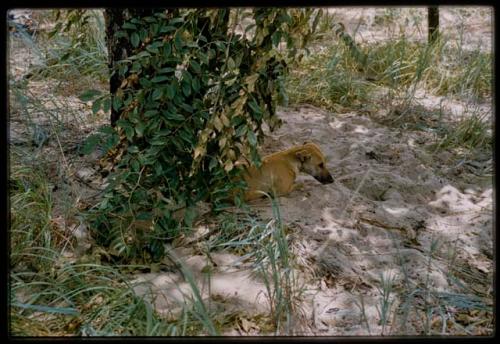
[85,9,322,262]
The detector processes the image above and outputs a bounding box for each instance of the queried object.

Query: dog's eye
[319,163,324,168]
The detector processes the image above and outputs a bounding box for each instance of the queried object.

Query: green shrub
[84,9,322,262]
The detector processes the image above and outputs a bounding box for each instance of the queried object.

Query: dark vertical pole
[104,9,164,126]
[428,6,439,44]
[104,9,125,127]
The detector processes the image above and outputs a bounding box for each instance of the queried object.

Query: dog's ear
[295,149,311,163]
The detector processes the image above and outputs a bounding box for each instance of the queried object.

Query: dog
[238,142,334,201]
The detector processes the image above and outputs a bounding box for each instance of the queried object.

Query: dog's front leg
[290,182,305,192]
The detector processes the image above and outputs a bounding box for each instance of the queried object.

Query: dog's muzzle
[315,173,334,184]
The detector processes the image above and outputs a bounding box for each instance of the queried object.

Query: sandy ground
[9,7,493,336]
[325,7,493,52]
[129,102,492,335]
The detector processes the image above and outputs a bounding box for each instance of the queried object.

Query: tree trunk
[428,6,439,44]
[103,9,161,126]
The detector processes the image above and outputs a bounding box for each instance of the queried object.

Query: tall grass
[377,235,493,335]
[10,150,56,270]
[10,143,302,335]
[286,41,374,111]
[197,196,305,335]
[246,196,304,335]
[9,145,175,336]
[433,110,492,154]
[288,13,492,113]
[38,10,108,82]
[9,154,223,336]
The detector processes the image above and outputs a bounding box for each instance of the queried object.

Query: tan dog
[239,142,334,201]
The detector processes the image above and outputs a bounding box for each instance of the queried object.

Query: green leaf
[125,126,134,141]
[162,43,172,57]
[146,45,159,54]
[169,17,184,25]
[179,103,193,113]
[248,99,263,115]
[130,61,142,73]
[166,84,176,99]
[158,67,175,74]
[79,89,101,102]
[179,129,193,145]
[150,136,168,146]
[81,134,100,155]
[91,98,102,114]
[131,159,140,172]
[235,125,247,137]
[143,16,157,23]
[112,96,122,111]
[227,57,235,70]
[131,32,140,48]
[271,31,281,46]
[12,303,79,316]
[160,25,177,33]
[214,41,225,51]
[190,60,201,74]
[102,97,111,113]
[154,162,163,175]
[151,23,160,36]
[144,110,159,117]
[139,77,153,88]
[247,130,257,146]
[192,78,200,93]
[182,80,191,97]
[98,125,115,135]
[151,75,169,83]
[184,206,197,227]
[163,111,184,121]
[174,33,183,50]
[198,51,209,65]
[136,212,152,220]
[137,51,152,58]
[136,122,145,137]
[128,145,140,153]
[209,157,218,171]
[115,30,128,39]
[152,88,163,100]
[122,22,137,30]
[139,29,148,42]
[116,119,130,129]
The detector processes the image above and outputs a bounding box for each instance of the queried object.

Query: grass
[10,138,303,335]
[9,147,61,271]
[286,41,374,112]
[9,145,177,336]
[375,271,397,335]
[8,151,229,336]
[289,34,491,112]
[29,10,109,85]
[290,8,492,116]
[433,111,492,153]
[350,232,492,335]
[368,235,494,336]
[287,8,492,169]
[194,196,305,335]
[250,197,304,335]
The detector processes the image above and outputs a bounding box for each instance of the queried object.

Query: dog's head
[295,142,334,184]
